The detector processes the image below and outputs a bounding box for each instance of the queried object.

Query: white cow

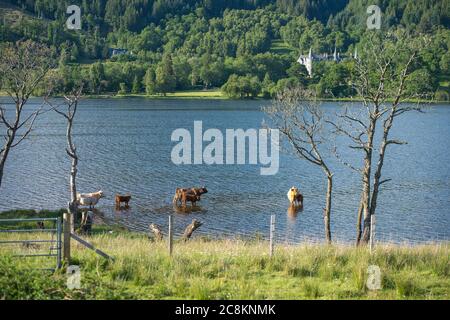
[77,196,100,209]
[77,190,104,209]
[77,190,103,201]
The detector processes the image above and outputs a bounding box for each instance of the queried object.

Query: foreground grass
[0,231,448,300]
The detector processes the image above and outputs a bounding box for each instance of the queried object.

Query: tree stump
[150,223,164,241]
[182,219,203,241]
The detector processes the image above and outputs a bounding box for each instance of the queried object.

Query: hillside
[0,0,449,99]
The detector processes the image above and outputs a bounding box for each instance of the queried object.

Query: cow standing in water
[77,191,104,209]
[181,192,201,206]
[115,194,132,209]
[287,186,303,206]
[173,187,208,206]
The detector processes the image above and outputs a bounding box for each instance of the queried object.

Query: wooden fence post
[63,212,71,262]
[370,215,376,254]
[168,215,173,256]
[269,214,276,257]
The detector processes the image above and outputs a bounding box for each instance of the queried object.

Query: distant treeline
[1,0,449,99]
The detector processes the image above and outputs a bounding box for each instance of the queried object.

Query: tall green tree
[155,54,176,95]
[144,67,157,95]
[89,62,105,94]
[132,75,142,94]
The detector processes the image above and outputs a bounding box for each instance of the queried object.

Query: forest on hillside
[0,0,449,99]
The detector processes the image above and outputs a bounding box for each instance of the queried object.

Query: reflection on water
[171,204,207,215]
[0,98,449,244]
[287,204,303,221]
[114,206,132,213]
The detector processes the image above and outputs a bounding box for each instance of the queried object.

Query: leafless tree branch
[0,40,54,189]
[265,87,334,244]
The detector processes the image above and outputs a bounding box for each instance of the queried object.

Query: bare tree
[0,40,53,188]
[47,86,83,232]
[329,31,429,245]
[265,88,334,244]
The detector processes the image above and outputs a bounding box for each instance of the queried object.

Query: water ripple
[0,98,449,244]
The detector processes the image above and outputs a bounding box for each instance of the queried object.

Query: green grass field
[0,226,448,300]
[164,90,225,98]
[87,89,227,100]
[270,40,295,55]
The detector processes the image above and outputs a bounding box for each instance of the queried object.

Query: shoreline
[0,91,447,104]
[0,209,447,247]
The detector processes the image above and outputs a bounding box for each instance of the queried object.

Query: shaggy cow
[181,192,201,206]
[287,186,303,206]
[78,196,100,209]
[173,187,208,205]
[77,190,104,209]
[77,190,104,201]
[115,194,132,208]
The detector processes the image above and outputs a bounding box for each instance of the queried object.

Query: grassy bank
[89,89,226,100]
[2,89,448,103]
[0,209,448,300]
[0,231,448,300]
[0,89,227,100]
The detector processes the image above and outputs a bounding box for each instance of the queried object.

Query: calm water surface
[0,98,449,244]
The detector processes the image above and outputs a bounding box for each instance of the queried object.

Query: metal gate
[0,217,62,271]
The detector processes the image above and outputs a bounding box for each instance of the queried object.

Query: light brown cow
[287,187,303,206]
[181,192,201,206]
[173,187,208,205]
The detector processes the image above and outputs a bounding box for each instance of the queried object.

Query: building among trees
[298,47,358,77]
[109,48,131,58]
